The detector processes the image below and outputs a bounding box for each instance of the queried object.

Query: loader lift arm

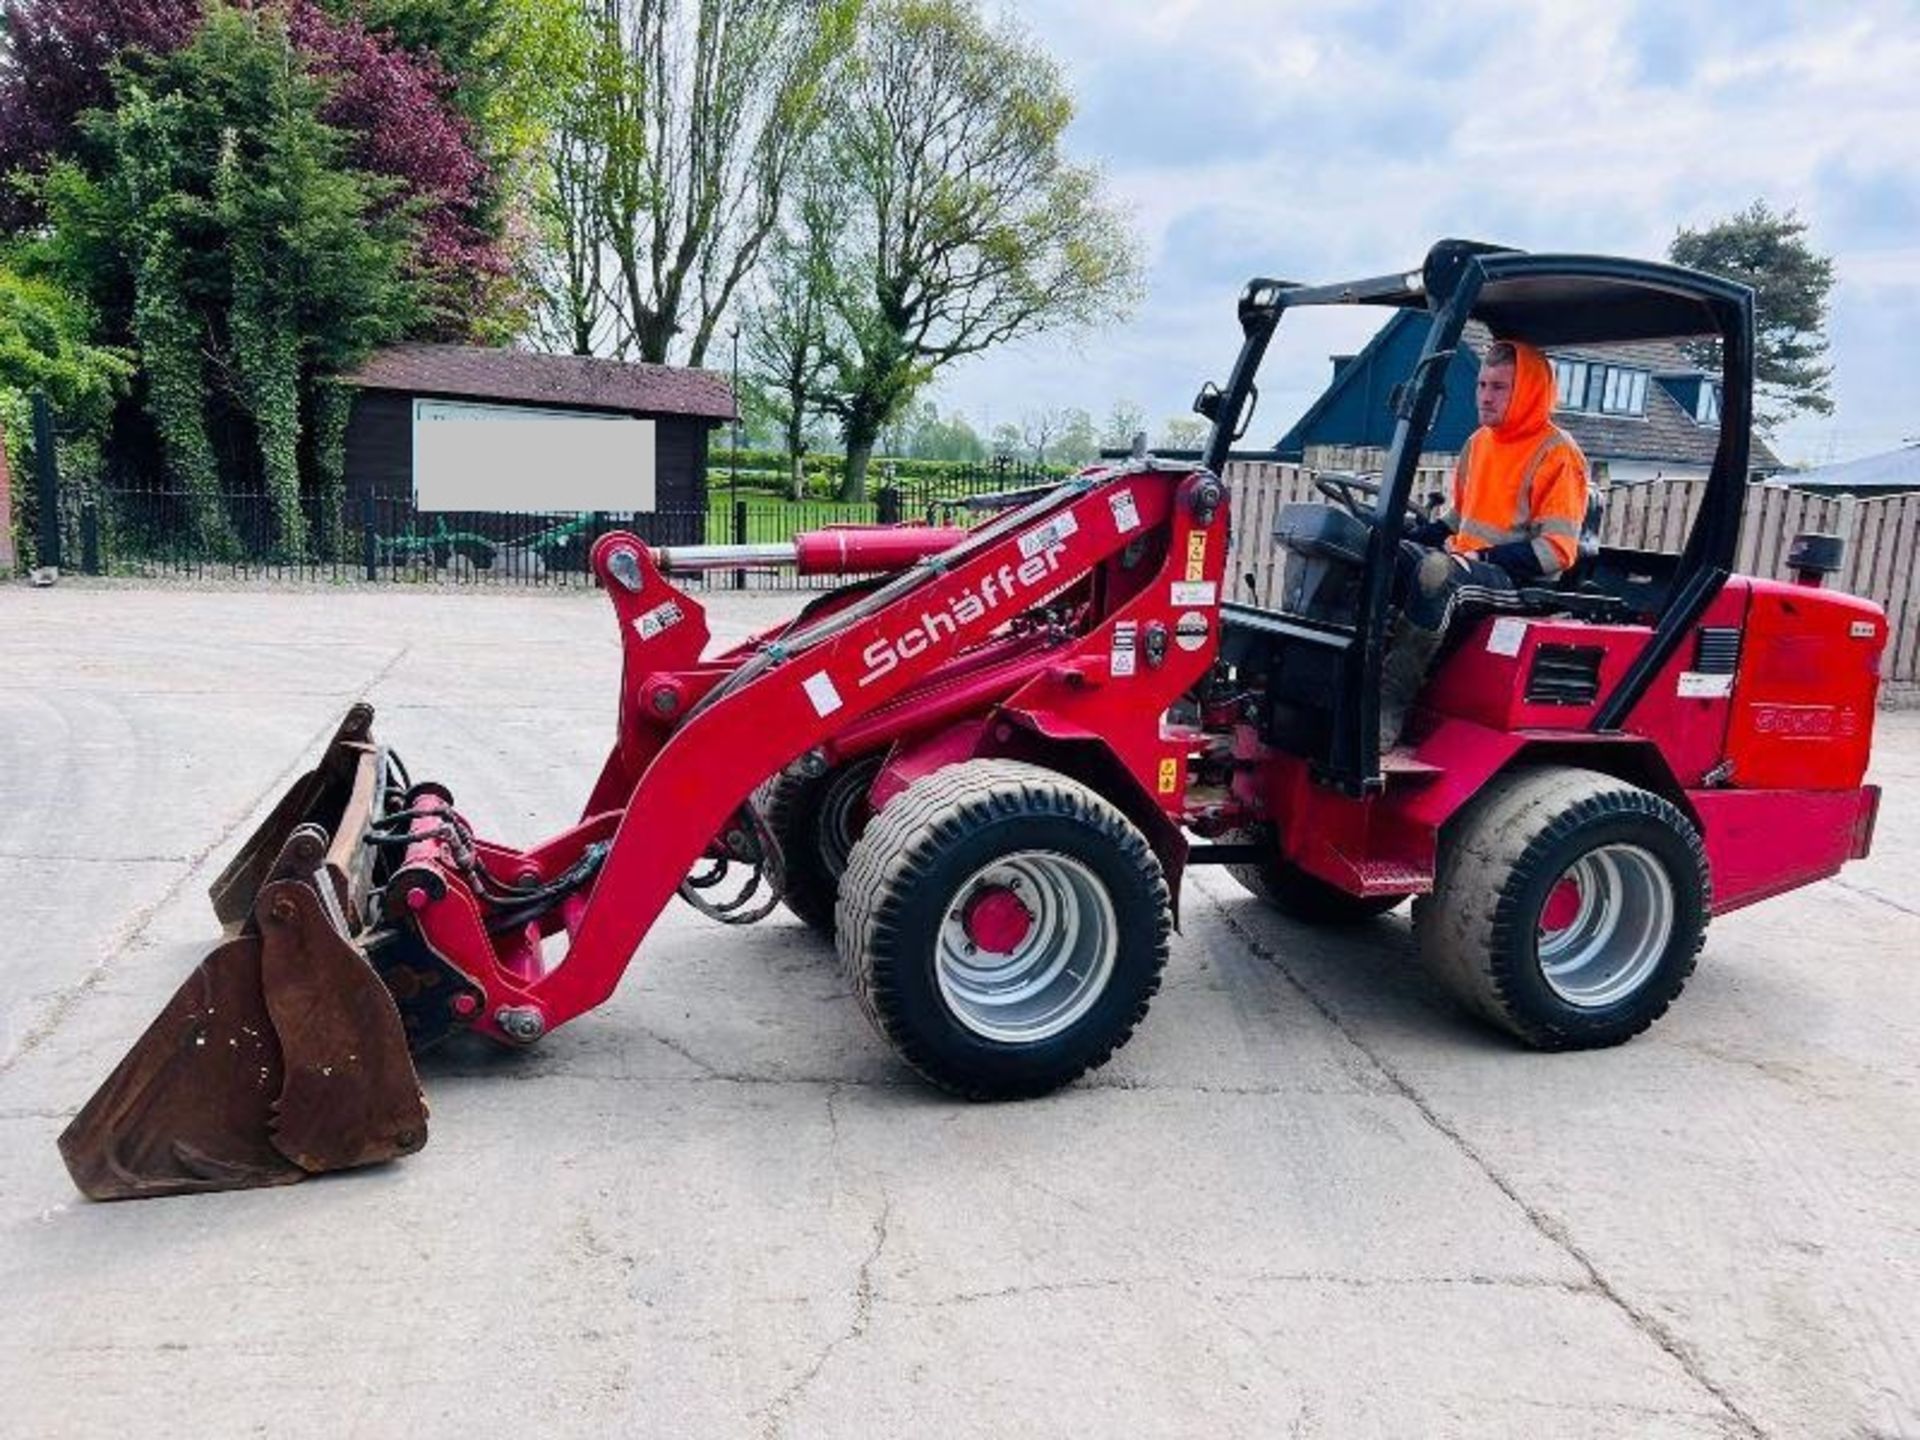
[61,463,1232,1197]
[471,467,1229,1042]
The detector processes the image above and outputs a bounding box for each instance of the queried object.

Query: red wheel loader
[60,241,1887,1200]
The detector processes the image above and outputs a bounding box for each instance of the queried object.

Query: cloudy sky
[930,0,1920,466]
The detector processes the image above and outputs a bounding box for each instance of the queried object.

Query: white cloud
[937,0,1919,463]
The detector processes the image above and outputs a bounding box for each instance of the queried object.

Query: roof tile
[345,344,737,421]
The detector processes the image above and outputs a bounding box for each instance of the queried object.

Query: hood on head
[1493,339,1554,440]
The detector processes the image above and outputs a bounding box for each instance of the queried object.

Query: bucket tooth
[59,824,429,1201]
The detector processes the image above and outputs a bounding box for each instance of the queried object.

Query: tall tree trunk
[633,308,677,363]
[786,412,806,500]
[840,414,880,503]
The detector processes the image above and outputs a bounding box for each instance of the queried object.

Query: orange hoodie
[1444,340,1590,577]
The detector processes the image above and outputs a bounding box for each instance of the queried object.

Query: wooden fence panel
[1884,494,1920,685]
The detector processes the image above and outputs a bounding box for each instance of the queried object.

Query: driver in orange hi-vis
[1379,338,1592,747]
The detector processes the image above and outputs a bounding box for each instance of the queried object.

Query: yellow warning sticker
[1156,757,1180,794]
[1185,533,1208,581]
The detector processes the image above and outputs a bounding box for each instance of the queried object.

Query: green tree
[0,262,131,567]
[1052,406,1099,468]
[0,262,131,424]
[38,5,418,552]
[524,1,616,355]
[1158,416,1208,452]
[743,213,835,497]
[910,406,986,462]
[538,0,859,367]
[808,0,1140,500]
[1101,399,1145,451]
[1670,200,1835,434]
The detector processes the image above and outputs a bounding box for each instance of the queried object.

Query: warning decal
[802,671,843,717]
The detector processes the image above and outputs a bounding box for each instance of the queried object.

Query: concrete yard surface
[1,581,1916,1439]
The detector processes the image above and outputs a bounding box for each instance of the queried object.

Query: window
[1551,358,1589,410]
[1696,383,1721,424]
[1598,365,1649,417]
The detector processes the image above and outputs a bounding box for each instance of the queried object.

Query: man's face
[1477,361,1515,427]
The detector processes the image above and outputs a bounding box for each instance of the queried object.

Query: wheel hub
[962,885,1034,954]
[1540,877,1583,933]
[935,851,1119,1043]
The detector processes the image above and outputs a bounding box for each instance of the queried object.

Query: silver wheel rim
[936,851,1118,1043]
[1535,843,1675,1008]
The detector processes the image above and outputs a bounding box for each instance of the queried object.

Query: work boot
[1378,618,1445,750]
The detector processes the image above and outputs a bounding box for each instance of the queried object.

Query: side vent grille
[1695,626,1742,675]
[1526,644,1604,706]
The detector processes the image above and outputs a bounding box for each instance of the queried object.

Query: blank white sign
[412,400,656,512]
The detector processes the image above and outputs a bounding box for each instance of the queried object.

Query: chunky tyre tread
[1418,767,1709,1050]
[760,757,880,936]
[836,759,1171,1100]
[758,771,832,931]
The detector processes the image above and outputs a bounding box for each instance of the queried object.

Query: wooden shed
[341,345,736,521]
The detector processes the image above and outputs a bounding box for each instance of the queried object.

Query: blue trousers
[1393,541,1522,634]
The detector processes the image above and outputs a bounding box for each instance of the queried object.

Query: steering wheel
[1313,471,1427,527]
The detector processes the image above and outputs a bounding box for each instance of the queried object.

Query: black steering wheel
[1313,471,1426,527]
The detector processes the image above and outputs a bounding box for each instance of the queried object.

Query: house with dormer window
[1272,314,1780,482]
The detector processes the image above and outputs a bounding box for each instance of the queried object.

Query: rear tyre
[762,754,884,935]
[1417,767,1709,1050]
[1226,829,1404,923]
[836,760,1170,1099]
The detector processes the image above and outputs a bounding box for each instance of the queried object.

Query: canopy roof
[1248,240,1750,347]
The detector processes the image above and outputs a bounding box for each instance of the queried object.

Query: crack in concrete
[418,1060,1375,1100]
[0,853,192,865]
[418,1062,914,1089]
[0,646,414,1078]
[903,1268,1595,1311]
[1488,1392,1743,1430]
[628,1021,734,1081]
[1202,885,1769,1440]
[756,1191,892,1440]
[1827,878,1920,919]
[1079,1075,1360,1098]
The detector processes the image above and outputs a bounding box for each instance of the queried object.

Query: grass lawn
[704,488,880,543]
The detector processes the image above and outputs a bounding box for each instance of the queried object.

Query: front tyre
[836,760,1171,1099]
[1417,767,1709,1050]
[761,754,884,935]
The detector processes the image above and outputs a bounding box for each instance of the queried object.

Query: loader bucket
[59,822,428,1200]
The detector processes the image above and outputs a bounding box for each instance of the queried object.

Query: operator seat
[1267,491,1622,627]
[1513,489,1627,620]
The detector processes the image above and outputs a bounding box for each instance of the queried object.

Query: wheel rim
[936,851,1118,1043]
[1535,843,1675,1008]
